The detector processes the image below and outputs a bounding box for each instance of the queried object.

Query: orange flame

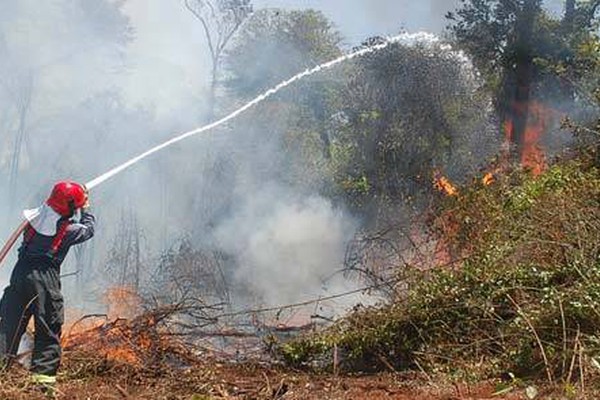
[62,286,151,365]
[503,119,514,143]
[482,172,495,186]
[504,101,561,176]
[433,172,458,196]
[521,102,549,176]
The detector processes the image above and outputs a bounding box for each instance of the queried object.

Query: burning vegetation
[503,101,563,176]
[433,171,459,197]
[281,148,600,392]
[28,147,595,399]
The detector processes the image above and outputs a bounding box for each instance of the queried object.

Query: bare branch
[185,0,217,60]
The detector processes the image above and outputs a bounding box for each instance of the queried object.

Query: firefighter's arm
[65,211,96,246]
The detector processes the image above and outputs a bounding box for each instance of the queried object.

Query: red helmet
[46,181,87,217]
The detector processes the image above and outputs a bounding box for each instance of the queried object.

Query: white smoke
[214,187,357,306]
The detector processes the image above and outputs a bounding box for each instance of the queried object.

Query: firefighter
[0,181,95,392]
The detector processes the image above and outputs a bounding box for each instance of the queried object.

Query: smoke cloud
[214,187,356,306]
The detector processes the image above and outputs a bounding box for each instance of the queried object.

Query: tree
[225,9,341,97]
[106,207,145,290]
[447,0,541,164]
[328,37,496,219]
[509,0,539,165]
[224,10,497,221]
[3,70,34,212]
[563,0,600,31]
[447,0,600,167]
[184,0,252,119]
[223,9,343,191]
[151,239,231,305]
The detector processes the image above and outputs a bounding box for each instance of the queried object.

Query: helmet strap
[67,200,76,218]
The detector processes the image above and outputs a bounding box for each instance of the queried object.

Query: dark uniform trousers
[0,257,64,375]
[0,210,94,377]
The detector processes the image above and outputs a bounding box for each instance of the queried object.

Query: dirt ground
[1,359,536,400]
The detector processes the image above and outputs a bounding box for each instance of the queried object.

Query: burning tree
[448,0,600,174]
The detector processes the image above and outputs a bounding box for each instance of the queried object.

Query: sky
[252,0,461,42]
[121,0,462,116]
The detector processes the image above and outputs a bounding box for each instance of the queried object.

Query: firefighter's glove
[82,185,90,210]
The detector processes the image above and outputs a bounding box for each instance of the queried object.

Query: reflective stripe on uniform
[49,220,70,255]
[31,373,57,384]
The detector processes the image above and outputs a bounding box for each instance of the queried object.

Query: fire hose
[0,220,28,268]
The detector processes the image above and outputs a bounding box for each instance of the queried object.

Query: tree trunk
[8,98,30,212]
[564,0,576,30]
[510,0,537,164]
[133,215,141,291]
[207,58,219,121]
[8,73,33,213]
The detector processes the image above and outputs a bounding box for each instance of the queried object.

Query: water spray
[84,33,424,190]
[0,32,434,268]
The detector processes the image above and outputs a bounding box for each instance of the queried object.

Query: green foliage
[225,9,342,97]
[225,12,501,220]
[504,164,571,212]
[570,34,600,103]
[224,9,504,222]
[280,152,600,385]
[328,39,496,216]
[447,0,600,116]
[223,9,344,194]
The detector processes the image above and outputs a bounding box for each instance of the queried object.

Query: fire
[522,102,550,176]
[62,286,153,366]
[433,171,458,196]
[482,172,495,186]
[63,315,157,366]
[504,101,561,176]
[503,119,514,143]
